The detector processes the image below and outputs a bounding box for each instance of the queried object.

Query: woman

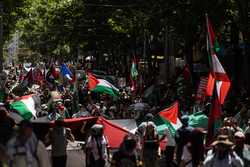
[86,124,108,167]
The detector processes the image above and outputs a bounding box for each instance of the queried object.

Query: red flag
[51,66,59,79]
[206,73,215,96]
[97,117,130,149]
[206,98,221,145]
[33,69,44,85]
[87,73,99,90]
[183,65,191,81]
[159,101,179,124]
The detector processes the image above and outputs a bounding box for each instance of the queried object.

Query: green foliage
[1,0,24,41]
[3,0,244,61]
[15,0,85,58]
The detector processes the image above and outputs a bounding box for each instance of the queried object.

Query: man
[245,119,250,145]
[0,107,15,145]
[45,119,74,167]
[136,113,159,167]
[0,72,7,105]
[203,135,244,167]
[112,135,141,167]
[234,102,250,130]
[0,144,9,167]
[233,131,250,166]
[175,115,193,164]
[7,120,51,167]
[160,127,176,167]
[86,124,108,167]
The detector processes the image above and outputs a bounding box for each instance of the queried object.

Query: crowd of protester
[0,63,250,167]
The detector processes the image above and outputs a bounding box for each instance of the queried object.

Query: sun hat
[211,135,234,147]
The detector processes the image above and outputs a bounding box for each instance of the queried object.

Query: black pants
[165,146,175,167]
[52,155,67,167]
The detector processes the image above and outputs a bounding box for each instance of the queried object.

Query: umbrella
[128,102,151,120]
[128,102,150,111]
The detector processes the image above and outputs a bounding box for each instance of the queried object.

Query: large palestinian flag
[88,73,119,97]
[97,117,130,149]
[206,16,230,104]
[10,94,38,120]
[154,101,182,136]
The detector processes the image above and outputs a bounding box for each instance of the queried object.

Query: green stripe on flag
[93,85,119,97]
[10,101,33,120]
[159,116,176,136]
[153,115,176,137]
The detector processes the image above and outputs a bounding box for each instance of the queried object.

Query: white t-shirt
[164,128,176,147]
[182,145,193,167]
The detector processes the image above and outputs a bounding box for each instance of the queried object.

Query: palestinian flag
[46,65,59,84]
[131,59,138,80]
[10,94,38,120]
[21,68,33,87]
[206,16,231,104]
[188,111,208,129]
[154,101,182,136]
[88,73,99,90]
[97,117,130,149]
[87,73,119,97]
[206,15,220,54]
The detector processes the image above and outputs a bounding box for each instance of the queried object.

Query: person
[86,124,109,167]
[99,101,107,115]
[180,142,193,167]
[175,115,193,164]
[190,128,206,167]
[137,113,159,167]
[45,118,74,167]
[0,72,8,105]
[160,127,176,167]
[245,119,250,145]
[55,101,70,119]
[234,102,250,130]
[72,104,90,118]
[0,144,9,167]
[111,135,142,167]
[203,135,244,167]
[0,107,15,145]
[7,120,51,167]
[233,131,250,166]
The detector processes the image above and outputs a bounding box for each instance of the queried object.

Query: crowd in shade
[0,59,249,167]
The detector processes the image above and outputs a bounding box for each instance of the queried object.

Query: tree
[0,0,24,71]
[15,0,86,59]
